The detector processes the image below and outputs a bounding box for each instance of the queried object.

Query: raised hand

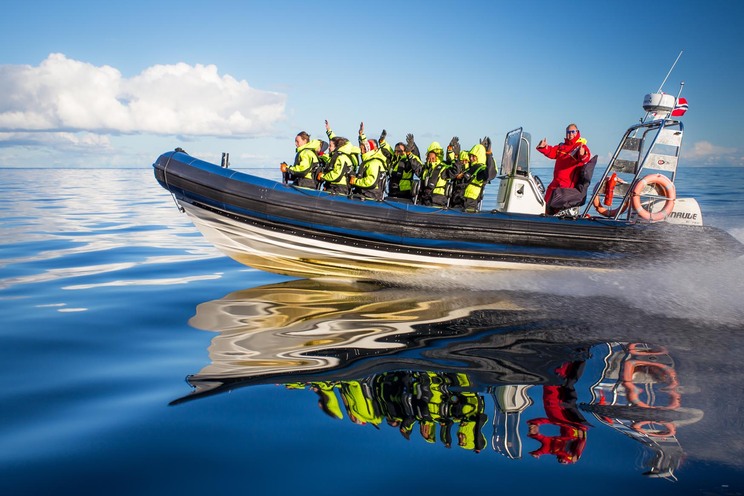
[405,133,415,153]
[449,136,460,155]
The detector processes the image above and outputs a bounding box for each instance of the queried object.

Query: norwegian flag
[672,97,688,116]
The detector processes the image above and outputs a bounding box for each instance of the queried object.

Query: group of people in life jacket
[286,358,590,462]
[295,370,490,453]
[279,120,591,214]
[280,120,498,212]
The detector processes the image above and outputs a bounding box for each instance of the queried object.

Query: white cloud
[0,131,111,149]
[685,140,743,167]
[0,53,286,137]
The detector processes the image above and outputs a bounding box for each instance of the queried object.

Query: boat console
[495,128,546,215]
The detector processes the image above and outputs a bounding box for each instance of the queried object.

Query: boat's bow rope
[162,151,185,213]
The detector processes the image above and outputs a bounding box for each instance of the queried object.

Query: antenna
[640,51,684,124]
[657,51,684,93]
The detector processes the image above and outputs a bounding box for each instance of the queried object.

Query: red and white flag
[672,97,688,116]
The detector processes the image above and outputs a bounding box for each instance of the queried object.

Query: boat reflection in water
[176,278,739,481]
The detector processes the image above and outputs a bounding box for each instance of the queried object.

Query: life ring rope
[631,173,676,222]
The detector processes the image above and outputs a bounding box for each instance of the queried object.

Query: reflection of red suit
[528,417,587,464]
[537,132,591,207]
[528,361,588,464]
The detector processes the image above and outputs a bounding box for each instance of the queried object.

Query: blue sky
[1,0,743,168]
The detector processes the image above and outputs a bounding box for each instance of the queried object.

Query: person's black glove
[405,133,416,153]
[448,136,460,156]
[379,129,387,143]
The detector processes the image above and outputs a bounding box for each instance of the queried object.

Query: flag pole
[670,81,687,118]
[675,81,685,100]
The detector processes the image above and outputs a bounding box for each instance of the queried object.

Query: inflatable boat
[153,93,743,281]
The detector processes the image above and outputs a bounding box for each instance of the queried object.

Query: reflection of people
[527,420,586,464]
[457,413,488,453]
[286,371,496,452]
[536,124,591,214]
[527,360,589,464]
[339,380,382,426]
[311,382,344,420]
[420,419,437,443]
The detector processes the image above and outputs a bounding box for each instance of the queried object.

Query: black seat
[411,180,421,204]
[548,155,597,211]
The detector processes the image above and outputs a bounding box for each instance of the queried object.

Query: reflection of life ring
[631,174,676,221]
[628,343,668,356]
[621,360,681,409]
[593,174,629,217]
[632,420,677,438]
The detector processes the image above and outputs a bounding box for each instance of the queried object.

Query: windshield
[500,128,531,176]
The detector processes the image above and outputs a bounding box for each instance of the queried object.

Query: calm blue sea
[2,166,744,496]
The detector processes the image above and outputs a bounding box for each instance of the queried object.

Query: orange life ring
[593,174,629,217]
[621,359,680,409]
[631,174,676,222]
[593,194,628,217]
[632,420,677,438]
[627,343,668,356]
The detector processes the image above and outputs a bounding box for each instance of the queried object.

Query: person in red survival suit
[527,360,589,464]
[536,124,591,214]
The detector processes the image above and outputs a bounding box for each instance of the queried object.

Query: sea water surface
[2,166,744,495]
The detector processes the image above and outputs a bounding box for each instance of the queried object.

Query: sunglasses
[566,130,579,134]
